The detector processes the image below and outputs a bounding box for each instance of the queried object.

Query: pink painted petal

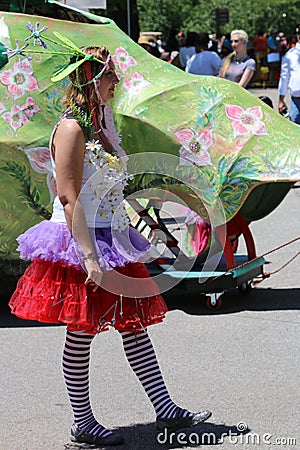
[0,69,13,85]
[198,129,213,149]
[118,62,129,72]
[129,56,137,66]
[11,121,23,130]
[180,147,212,166]
[251,120,268,135]
[131,72,144,81]
[115,47,128,56]
[11,104,22,114]
[175,128,194,146]
[8,84,24,99]
[14,59,33,74]
[247,106,263,120]
[123,80,132,90]
[225,104,244,120]
[25,74,39,92]
[21,97,40,117]
[0,102,6,114]
[3,112,12,124]
[197,150,212,166]
[23,147,51,173]
[231,119,249,135]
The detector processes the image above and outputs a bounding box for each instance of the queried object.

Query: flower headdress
[1,21,112,139]
[1,21,110,85]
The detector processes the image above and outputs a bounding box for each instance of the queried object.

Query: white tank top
[50,105,129,230]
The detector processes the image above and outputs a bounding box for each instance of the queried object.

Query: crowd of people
[138,25,300,125]
[138,27,298,87]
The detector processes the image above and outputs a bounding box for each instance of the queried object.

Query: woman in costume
[219,29,256,88]
[9,45,211,447]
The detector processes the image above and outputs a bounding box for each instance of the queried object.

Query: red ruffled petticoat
[9,260,168,334]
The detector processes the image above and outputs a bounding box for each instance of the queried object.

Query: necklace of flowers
[86,140,131,231]
[85,139,126,173]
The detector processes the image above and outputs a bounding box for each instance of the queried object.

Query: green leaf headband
[1,21,109,84]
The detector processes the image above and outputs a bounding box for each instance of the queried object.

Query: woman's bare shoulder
[56,117,84,136]
[52,117,86,159]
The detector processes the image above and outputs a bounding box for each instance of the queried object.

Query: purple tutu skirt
[16,220,151,270]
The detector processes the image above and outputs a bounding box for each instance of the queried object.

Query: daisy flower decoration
[86,139,102,153]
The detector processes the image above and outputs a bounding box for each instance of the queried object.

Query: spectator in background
[219,29,256,88]
[178,31,197,69]
[221,32,233,58]
[278,24,300,125]
[138,35,160,58]
[253,30,268,66]
[267,29,281,86]
[165,28,179,53]
[208,32,219,54]
[186,32,221,76]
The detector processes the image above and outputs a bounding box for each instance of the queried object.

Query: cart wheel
[205,296,222,311]
[238,282,253,296]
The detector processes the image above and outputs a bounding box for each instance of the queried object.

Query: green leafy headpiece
[1,21,109,84]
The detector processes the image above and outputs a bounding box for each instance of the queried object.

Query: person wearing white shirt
[186,32,222,76]
[278,25,300,125]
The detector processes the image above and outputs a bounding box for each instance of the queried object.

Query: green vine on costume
[69,99,93,139]
[1,161,51,220]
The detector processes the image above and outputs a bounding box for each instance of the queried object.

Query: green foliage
[69,99,93,139]
[1,161,51,220]
[137,0,300,41]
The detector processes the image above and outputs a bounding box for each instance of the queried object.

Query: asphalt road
[1,89,299,450]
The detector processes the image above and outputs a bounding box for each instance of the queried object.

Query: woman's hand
[84,259,103,292]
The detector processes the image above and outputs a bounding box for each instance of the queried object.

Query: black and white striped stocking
[62,330,112,438]
[120,329,192,419]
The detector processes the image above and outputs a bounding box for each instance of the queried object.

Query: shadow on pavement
[165,287,300,316]
[1,275,299,328]
[63,421,250,449]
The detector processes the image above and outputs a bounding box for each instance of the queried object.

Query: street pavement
[0,89,299,450]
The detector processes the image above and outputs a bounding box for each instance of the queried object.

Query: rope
[267,251,300,276]
[203,235,300,284]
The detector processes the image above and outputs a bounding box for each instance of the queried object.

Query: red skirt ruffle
[9,260,168,334]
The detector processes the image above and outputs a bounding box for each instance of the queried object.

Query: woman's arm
[53,119,103,290]
[238,69,254,88]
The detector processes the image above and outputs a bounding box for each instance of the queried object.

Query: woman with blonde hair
[219,29,256,88]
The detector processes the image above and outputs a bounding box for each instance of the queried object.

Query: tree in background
[91,0,140,42]
[136,0,300,45]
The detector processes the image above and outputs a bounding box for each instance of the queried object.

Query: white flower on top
[85,139,102,153]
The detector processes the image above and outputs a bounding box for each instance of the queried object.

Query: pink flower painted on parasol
[112,47,137,72]
[225,105,268,136]
[175,127,213,166]
[21,96,40,118]
[20,146,57,201]
[123,72,150,95]
[3,104,29,132]
[0,59,39,100]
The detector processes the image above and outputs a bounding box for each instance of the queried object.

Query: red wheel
[205,296,222,311]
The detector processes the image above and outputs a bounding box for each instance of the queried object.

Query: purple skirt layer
[17,220,151,270]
